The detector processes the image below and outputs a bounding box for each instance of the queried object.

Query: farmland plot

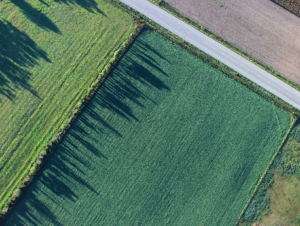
[4,31,292,226]
[0,0,134,208]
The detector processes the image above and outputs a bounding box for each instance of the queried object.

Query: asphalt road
[120,0,300,110]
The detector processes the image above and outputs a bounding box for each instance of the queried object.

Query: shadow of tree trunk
[10,0,61,33]
[0,20,51,101]
[48,0,106,15]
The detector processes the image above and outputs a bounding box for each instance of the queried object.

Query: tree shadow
[8,193,63,226]
[10,0,61,33]
[0,20,50,101]
[3,32,172,225]
[89,38,170,122]
[52,0,106,15]
[3,128,105,225]
[38,0,50,6]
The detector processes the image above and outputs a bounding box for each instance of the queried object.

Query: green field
[0,0,134,209]
[4,31,292,225]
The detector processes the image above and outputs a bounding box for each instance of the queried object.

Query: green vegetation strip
[3,31,292,226]
[0,0,134,211]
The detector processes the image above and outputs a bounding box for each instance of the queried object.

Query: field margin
[0,20,144,224]
[108,0,300,116]
[234,115,298,226]
[148,0,300,98]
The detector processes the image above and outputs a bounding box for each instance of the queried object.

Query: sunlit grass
[0,0,134,209]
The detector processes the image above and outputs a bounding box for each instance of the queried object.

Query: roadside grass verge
[147,0,300,96]
[109,0,300,117]
[3,30,293,226]
[0,0,134,212]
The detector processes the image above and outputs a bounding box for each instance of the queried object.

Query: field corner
[235,114,298,226]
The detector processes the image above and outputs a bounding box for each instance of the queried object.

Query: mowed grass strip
[0,0,134,209]
[4,31,292,226]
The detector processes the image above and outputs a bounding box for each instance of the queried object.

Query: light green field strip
[3,31,292,226]
[0,0,134,208]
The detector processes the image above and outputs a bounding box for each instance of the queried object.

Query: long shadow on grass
[10,0,61,33]
[5,133,103,226]
[51,0,106,15]
[3,33,171,225]
[83,38,170,129]
[0,20,50,101]
[38,0,50,6]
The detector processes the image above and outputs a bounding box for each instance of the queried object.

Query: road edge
[148,0,300,97]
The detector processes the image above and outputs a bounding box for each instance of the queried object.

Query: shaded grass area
[0,20,49,100]
[0,0,134,209]
[3,31,292,226]
[271,0,300,18]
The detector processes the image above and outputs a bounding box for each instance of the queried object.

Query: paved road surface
[120,0,300,110]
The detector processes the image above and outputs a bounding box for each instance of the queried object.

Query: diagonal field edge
[120,0,300,111]
[234,116,297,225]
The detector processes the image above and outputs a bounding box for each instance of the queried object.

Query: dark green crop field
[0,0,134,208]
[4,31,292,226]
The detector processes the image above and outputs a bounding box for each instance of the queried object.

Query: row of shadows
[5,38,171,225]
[0,0,105,101]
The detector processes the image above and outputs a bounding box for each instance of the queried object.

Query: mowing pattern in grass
[0,0,134,209]
[4,31,292,226]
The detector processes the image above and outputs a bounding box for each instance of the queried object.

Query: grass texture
[3,31,292,226]
[0,0,134,209]
[240,119,300,225]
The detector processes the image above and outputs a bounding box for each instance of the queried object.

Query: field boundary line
[234,115,298,226]
[0,21,144,224]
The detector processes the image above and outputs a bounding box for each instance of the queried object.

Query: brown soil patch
[272,0,300,17]
[164,0,300,85]
[259,171,300,226]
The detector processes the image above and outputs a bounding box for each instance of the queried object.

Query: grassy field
[3,30,292,226]
[272,0,300,17]
[0,0,134,209]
